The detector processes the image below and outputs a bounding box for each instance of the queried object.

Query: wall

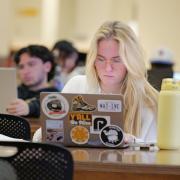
[137,0,180,70]
[0,0,13,57]
[0,0,180,70]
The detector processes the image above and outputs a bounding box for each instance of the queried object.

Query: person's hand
[124,133,136,144]
[6,99,29,116]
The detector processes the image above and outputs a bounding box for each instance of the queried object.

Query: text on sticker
[69,113,92,125]
[97,100,122,112]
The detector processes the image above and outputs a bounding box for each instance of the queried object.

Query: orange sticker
[70,126,89,144]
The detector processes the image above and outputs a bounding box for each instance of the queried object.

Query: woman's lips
[104,75,114,77]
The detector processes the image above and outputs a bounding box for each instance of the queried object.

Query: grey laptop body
[41,92,126,148]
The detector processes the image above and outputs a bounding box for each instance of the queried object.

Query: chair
[0,141,74,180]
[147,68,173,91]
[0,160,17,180]
[0,114,31,140]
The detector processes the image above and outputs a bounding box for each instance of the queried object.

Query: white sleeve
[140,107,157,143]
[62,75,87,93]
[32,128,42,142]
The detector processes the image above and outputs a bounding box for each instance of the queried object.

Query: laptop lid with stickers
[0,68,17,113]
[41,93,126,148]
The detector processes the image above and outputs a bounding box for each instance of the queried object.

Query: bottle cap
[161,78,180,91]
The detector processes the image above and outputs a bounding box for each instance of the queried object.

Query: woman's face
[95,38,127,88]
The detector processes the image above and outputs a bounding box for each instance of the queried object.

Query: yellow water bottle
[157,78,180,149]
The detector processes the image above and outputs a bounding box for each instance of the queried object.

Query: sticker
[71,95,96,111]
[46,120,64,142]
[69,113,92,126]
[42,93,69,119]
[90,116,110,134]
[100,125,124,147]
[70,126,89,144]
[97,100,122,112]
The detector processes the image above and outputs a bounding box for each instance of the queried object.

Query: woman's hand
[124,133,136,144]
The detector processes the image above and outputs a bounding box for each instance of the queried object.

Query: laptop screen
[0,68,17,113]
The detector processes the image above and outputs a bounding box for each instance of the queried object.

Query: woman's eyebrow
[96,54,105,58]
[111,56,120,59]
[96,55,120,59]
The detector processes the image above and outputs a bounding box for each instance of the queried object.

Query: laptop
[0,68,17,113]
[41,92,126,148]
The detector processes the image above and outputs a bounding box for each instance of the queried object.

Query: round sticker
[42,93,69,119]
[100,125,124,147]
[70,126,89,144]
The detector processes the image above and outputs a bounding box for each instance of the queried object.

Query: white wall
[71,0,135,52]
[12,0,42,48]
[1,0,180,70]
[137,0,180,70]
[0,0,13,56]
[41,0,60,47]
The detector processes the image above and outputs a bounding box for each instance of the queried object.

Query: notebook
[0,68,17,113]
[41,92,126,148]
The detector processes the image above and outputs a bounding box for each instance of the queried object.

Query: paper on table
[0,134,27,142]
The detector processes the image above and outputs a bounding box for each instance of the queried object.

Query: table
[69,147,180,180]
[27,118,41,138]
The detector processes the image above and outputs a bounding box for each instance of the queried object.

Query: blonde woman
[33,21,158,143]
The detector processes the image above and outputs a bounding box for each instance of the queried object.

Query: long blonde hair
[86,21,158,136]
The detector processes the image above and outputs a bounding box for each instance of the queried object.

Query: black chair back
[0,141,73,180]
[0,114,31,140]
[147,68,173,91]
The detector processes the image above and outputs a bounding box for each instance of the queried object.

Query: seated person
[147,47,174,91]
[33,21,158,143]
[52,40,84,90]
[6,45,58,118]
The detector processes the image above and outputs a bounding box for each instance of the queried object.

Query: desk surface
[69,147,180,176]
[1,144,180,180]
[27,118,41,138]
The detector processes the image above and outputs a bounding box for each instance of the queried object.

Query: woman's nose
[105,60,113,72]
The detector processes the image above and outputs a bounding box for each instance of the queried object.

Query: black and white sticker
[100,125,124,147]
[42,93,69,119]
[90,116,110,134]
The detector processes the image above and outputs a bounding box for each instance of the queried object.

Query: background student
[51,40,83,90]
[147,47,174,91]
[7,45,58,118]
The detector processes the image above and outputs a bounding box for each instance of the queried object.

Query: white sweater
[33,75,157,143]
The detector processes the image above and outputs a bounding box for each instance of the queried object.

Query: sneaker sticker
[69,112,92,126]
[42,93,69,119]
[70,126,89,144]
[71,95,96,111]
[90,116,110,134]
[100,125,124,147]
[97,100,122,112]
[46,120,64,142]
